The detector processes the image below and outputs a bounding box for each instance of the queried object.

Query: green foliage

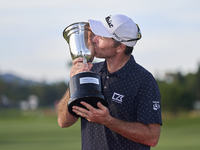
[157,64,200,113]
[0,80,68,107]
[0,64,200,111]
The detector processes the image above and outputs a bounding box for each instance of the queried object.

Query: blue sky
[0,0,200,83]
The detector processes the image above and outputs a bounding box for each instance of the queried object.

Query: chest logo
[112,92,124,104]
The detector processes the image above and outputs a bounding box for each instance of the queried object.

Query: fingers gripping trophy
[63,22,107,116]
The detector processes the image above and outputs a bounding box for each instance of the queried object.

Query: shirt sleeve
[136,74,162,125]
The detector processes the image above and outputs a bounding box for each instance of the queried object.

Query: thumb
[88,62,93,70]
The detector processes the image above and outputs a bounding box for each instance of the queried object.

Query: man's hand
[70,58,93,78]
[72,101,161,147]
[72,101,112,124]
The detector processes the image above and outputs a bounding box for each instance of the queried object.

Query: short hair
[112,38,134,55]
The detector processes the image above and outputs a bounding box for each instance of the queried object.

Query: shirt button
[104,86,107,89]
[106,76,109,79]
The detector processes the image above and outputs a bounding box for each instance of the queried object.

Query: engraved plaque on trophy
[63,22,107,116]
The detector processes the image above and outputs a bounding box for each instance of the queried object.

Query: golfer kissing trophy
[63,22,107,116]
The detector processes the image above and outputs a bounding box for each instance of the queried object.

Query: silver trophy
[63,22,107,116]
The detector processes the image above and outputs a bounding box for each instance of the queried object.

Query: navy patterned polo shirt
[81,55,162,150]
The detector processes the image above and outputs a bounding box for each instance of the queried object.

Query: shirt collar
[99,55,136,79]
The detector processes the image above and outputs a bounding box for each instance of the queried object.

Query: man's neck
[106,54,131,73]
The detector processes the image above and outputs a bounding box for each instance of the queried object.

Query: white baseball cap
[88,14,142,47]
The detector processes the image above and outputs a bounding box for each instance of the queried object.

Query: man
[57,14,162,150]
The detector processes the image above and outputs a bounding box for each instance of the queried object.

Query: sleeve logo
[153,101,160,111]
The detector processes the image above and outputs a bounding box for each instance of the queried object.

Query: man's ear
[117,43,126,53]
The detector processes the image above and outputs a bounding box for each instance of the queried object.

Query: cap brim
[89,19,112,38]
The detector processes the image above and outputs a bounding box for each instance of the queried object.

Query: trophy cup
[63,22,107,116]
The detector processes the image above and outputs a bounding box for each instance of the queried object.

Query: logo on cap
[105,16,113,28]
[112,33,122,41]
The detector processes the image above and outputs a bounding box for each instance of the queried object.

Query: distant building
[0,95,10,107]
[28,95,39,110]
[19,95,39,110]
[193,100,200,110]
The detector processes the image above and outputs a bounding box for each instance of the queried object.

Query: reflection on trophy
[63,22,107,116]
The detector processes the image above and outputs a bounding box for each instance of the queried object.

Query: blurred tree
[194,64,200,99]
[30,82,68,106]
[158,70,196,113]
[0,62,200,111]
[0,78,68,107]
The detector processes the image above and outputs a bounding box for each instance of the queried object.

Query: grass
[152,114,200,150]
[0,109,81,150]
[0,109,200,150]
